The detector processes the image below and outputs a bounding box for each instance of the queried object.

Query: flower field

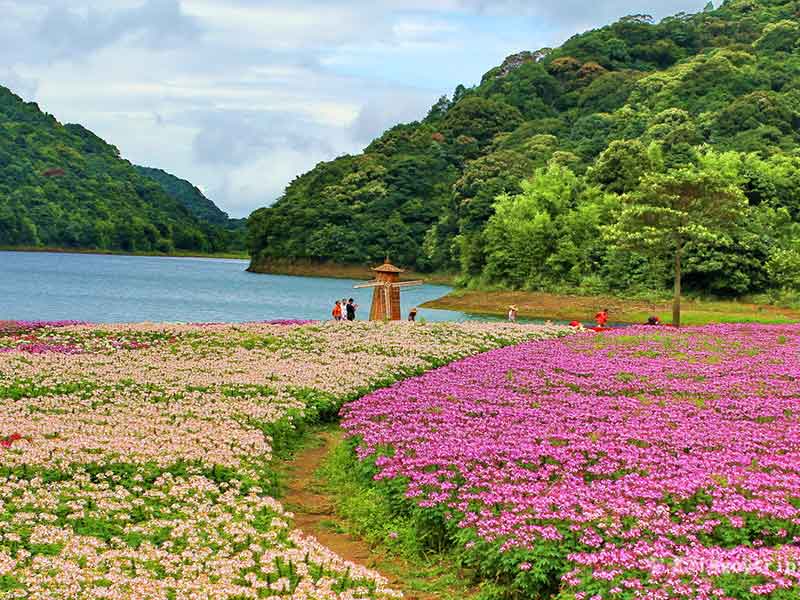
[343,324,800,600]
[0,319,562,599]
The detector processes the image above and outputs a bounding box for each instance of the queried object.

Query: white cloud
[1,0,707,218]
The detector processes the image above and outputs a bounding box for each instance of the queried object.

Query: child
[332,300,343,322]
[595,309,609,328]
[408,307,418,322]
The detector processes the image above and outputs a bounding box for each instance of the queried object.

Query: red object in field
[0,433,22,448]
[569,321,582,328]
[589,327,613,332]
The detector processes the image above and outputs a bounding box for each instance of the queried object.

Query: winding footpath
[283,430,444,600]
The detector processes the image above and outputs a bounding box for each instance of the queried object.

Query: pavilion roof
[372,259,404,274]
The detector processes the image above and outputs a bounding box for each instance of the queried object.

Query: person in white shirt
[508,305,518,322]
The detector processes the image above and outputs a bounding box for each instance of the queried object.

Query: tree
[605,155,747,326]
[589,139,653,193]
[442,97,524,149]
[483,164,580,288]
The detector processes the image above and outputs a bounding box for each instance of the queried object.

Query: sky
[1,0,707,218]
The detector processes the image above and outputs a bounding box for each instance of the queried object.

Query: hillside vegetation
[248,0,800,299]
[134,165,246,229]
[135,165,246,251]
[0,86,240,254]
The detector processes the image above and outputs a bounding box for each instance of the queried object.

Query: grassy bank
[314,435,480,600]
[247,257,457,285]
[0,246,249,260]
[423,289,800,325]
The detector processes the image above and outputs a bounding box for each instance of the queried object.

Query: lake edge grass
[422,289,800,326]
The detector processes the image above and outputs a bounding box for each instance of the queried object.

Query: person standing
[508,305,518,322]
[408,307,418,322]
[332,300,343,322]
[346,298,358,321]
[595,308,609,328]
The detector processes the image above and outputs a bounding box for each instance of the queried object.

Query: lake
[0,251,477,323]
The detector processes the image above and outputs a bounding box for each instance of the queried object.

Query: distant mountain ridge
[134,165,245,231]
[0,85,242,254]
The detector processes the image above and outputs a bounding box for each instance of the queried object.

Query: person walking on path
[346,298,358,321]
[332,300,343,322]
[508,305,518,322]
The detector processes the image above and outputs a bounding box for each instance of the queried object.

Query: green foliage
[135,166,246,251]
[248,0,800,300]
[0,87,240,253]
[606,150,749,324]
[607,151,748,256]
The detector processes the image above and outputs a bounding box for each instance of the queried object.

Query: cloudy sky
[2,0,706,218]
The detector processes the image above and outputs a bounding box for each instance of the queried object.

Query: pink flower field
[343,324,800,600]
[0,319,563,599]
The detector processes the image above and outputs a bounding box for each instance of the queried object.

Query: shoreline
[422,289,800,326]
[246,257,457,285]
[0,247,249,261]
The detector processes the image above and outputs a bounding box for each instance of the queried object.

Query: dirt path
[281,429,444,600]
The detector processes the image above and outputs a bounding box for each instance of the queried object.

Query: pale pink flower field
[0,320,563,599]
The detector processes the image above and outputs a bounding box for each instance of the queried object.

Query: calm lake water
[0,251,477,323]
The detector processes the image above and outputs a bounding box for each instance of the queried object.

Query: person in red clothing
[595,309,609,328]
[332,300,343,322]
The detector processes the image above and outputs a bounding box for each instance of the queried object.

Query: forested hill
[0,86,241,254]
[134,165,245,230]
[248,0,800,297]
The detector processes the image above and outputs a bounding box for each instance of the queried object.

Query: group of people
[567,309,662,329]
[509,306,612,328]
[331,299,420,322]
[566,309,609,329]
[331,298,358,322]
[335,300,661,327]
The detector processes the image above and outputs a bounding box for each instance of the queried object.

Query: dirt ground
[422,290,800,325]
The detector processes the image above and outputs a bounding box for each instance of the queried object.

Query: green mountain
[0,86,239,254]
[248,0,800,297]
[134,165,246,250]
[134,165,244,229]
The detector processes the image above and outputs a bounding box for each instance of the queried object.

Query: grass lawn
[423,289,800,325]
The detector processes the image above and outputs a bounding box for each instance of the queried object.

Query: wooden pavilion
[354,259,423,321]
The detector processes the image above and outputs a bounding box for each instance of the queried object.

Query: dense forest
[134,166,246,249]
[0,86,241,254]
[134,166,246,229]
[248,0,800,298]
